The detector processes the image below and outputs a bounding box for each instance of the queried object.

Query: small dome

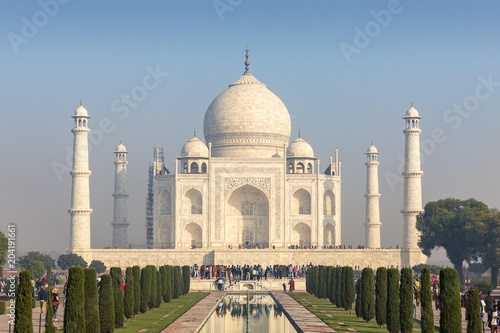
[115,142,127,153]
[404,105,420,118]
[287,137,314,158]
[181,136,208,158]
[74,104,89,117]
[367,144,378,154]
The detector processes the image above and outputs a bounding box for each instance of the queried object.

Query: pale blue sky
[1,1,499,263]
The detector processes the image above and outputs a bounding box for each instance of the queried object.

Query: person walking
[52,288,60,321]
[37,285,48,314]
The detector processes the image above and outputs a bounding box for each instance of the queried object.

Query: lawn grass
[288,292,437,333]
[105,292,209,333]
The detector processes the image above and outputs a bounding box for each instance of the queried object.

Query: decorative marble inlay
[224,177,271,195]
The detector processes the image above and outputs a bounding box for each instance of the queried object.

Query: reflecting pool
[198,293,297,333]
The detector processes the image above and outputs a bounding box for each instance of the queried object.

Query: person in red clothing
[122,281,125,293]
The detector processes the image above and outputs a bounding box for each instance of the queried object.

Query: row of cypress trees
[306,265,481,332]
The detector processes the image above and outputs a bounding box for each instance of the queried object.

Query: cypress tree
[316,266,325,298]
[399,267,413,333]
[160,265,168,301]
[312,266,319,297]
[182,265,191,295]
[84,268,100,333]
[110,267,124,328]
[173,266,181,299]
[124,267,134,319]
[14,270,33,333]
[47,265,53,286]
[361,267,375,321]
[98,274,115,333]
[335,267,343,308]
[386,268,400,333]
[165,265,173,302]
[45,286,56,333]
[64,266,86,333]
[150,266,157,309]
[375,267,387,328]
[466,288,482,333]
[326,266,332,300]
[139,266,151,313]
[132,265,140,316]
[306,266,311,294]
[155,270,162,307]
[344,266,355,311]
[355,275,362,318]
[340,266,347,309]
[329,267,336,304]
[420,267,434,333]
[439,268,461,333]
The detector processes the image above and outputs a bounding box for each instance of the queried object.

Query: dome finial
[410,101,413,107]
[194,129,197,137]
[244,47,250,73]
[80,99,83,106]
[298,129,301,138]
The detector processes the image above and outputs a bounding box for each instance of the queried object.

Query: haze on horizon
[1,1,499,265]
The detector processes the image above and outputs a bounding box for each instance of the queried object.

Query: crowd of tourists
[191,264,307,282]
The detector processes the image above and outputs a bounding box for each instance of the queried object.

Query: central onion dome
[203,51,291,157]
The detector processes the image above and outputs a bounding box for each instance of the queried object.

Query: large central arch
[226,184,269,248]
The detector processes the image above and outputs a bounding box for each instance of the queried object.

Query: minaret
[112,141,129,248]
[401,104,424,266]
[69,102,92,249]
[364,143,381,248]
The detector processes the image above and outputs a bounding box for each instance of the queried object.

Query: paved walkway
[0,303,64,333]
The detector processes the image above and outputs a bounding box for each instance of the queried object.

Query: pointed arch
[296,162,305,173]
[307,162,313,174]
[201,162,207,173]
[190,162,199,174]
[184,222,202,248]
[292,222,311,247]
[323,223,335,245]
[159,190,171,215]
[185,188,202,214]
[323,190,335,216]
[293,189,311,215]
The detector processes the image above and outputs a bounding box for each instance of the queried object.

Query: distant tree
[14,270,33,333]
[45,286,56,333]
[89,260,107,274]
[110,267,124,328]
[439,268,462,333]
[124,267,135,319]
[386,268,400,333]
[64,266,85,333]
[375,267,387,328]
[46,265,53,286]
[132,266,141,315]
[412,264,442,275]
[420,267,434,333]
[57,253,88,270]
[0,231,7,274]
[473,209,500,287]
[172,266,181,299]
[417,198,490,285]
[317,266,328,298]
[84,268,100,333]
[27,260,46,279]
[399,268,413,333]
[18,251,55,269]
[98,274,115,333]
[344,267,355,312]
[140,266,152,313]
[360,267,375,322]
[182,265,191,295]
[466,262,488,275]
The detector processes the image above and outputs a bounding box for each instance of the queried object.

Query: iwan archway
[226,184,269,248]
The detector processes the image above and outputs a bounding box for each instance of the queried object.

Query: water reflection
[199,294,297,333]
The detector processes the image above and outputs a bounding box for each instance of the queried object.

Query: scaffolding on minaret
[145,147,168,248]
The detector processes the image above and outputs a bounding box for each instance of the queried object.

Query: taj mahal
[69,51,427,269]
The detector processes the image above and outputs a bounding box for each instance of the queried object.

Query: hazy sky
[1,1,499,263]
